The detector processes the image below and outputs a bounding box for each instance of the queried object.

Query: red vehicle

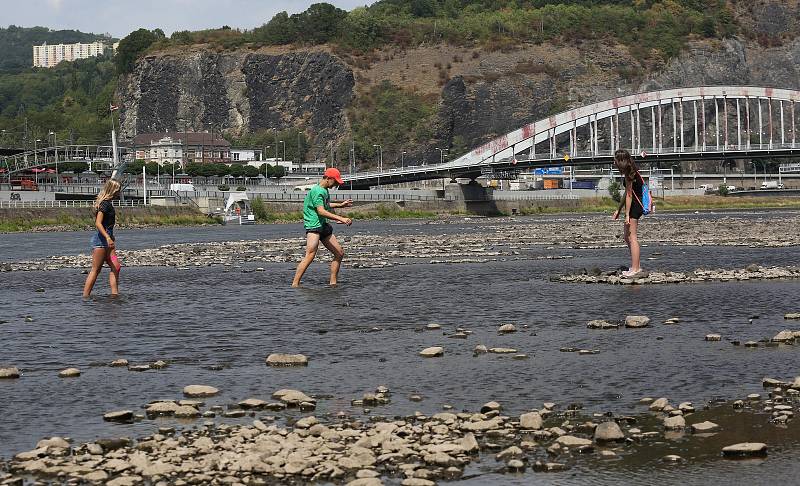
[11,179,38,191]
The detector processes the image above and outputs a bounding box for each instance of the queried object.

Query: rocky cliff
[117,48,354,159]
[119,36,800,166]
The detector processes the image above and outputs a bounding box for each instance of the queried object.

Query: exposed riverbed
[1,211,800,484]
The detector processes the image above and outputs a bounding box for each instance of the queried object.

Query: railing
[0,199,145,209]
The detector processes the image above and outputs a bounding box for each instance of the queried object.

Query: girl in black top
[611,149,643,277]
[82,179,121,297]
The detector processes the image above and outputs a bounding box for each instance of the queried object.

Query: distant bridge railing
[0,200,145,209]
[1,144,127,175]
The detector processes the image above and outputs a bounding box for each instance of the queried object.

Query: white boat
[223,191,256,225]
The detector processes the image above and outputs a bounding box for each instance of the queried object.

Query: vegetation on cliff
[153,1,737,61]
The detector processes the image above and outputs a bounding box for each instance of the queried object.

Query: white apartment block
[33,41,110,68]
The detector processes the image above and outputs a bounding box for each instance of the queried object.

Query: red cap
[324,167,344,185]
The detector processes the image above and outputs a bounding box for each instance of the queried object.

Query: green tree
[294,3,348,44]
[252,12,296,44]
[411,0,437,17]
[114,28,159,74]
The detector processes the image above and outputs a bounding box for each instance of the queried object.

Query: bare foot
[291,282,300,288]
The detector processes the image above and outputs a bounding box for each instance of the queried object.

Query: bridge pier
[444,181,502,216]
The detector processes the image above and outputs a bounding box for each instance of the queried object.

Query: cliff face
[117,49,354,159]
[119,36,800,165]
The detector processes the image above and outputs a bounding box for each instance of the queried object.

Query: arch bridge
[344,86,800,189]
[1,145,127,175]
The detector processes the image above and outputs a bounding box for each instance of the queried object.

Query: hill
[0,25,112,74]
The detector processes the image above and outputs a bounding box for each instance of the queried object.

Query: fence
[0,200,145,209]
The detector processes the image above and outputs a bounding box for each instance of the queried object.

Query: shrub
[251,196,269,221]
[236,186,246,191]
[608,180,622,203]
[218,184,230,191]
[718,185,729,196]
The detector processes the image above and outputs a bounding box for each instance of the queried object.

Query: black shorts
[306,223,333,239]
[629,202,643,220]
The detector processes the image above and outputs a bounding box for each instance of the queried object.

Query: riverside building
[32,41,112,68]
[134,132,231,166]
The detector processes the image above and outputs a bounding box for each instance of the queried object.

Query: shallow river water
[2,213,800,484]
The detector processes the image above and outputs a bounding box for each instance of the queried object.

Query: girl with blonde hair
[82,179,122,297]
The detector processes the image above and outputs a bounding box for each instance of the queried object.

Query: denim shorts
[90,230,114,249]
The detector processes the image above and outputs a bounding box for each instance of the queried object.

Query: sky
[0,0,372,38]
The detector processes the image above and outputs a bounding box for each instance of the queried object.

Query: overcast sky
[2,0,372,38]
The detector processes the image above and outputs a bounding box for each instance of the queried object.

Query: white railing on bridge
[0,200,145,209]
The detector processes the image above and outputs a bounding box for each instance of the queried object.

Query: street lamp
[373,144,382,188]
[34,138,41,164]
[279,140,285,161]
[435,147,447,164]
[264,145,271,182]
[401,150,406,170]
[670,164,678,191]
[49,130,58,180]
[751,161,757,185]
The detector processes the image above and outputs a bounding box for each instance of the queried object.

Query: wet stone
[722,442,768,457]
[103,410,134,423]
[419,347,444,358]
[183,385,219,397]
[265,353,309,367]
[58,368,81,378]
[0,367,21,379]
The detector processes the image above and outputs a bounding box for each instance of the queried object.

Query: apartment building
[32,41,110,68]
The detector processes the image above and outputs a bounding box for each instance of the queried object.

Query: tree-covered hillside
[0,25,110,74]
[154,0,740,61]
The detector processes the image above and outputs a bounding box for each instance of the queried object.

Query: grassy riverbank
[2,197,798,232]
[0,207,221,233]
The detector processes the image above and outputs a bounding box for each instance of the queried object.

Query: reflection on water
[2,217,800,484]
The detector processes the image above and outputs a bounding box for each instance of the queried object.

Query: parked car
[725,185,737,192]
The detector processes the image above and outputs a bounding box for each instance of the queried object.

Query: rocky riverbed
[2,212,799,273]
[2,211,800,484]
[1,374,797,486]
[557,265,800,285]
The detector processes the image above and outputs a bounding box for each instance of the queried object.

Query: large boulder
[594,421,625,441]
[519,412,543,430]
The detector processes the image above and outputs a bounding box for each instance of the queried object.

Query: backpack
[632,172,653,216]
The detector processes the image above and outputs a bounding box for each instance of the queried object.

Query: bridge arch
[448,86,800,167]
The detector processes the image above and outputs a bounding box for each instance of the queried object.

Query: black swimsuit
[626,176,644,220]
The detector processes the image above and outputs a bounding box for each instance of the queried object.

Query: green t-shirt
[303,184,331,229]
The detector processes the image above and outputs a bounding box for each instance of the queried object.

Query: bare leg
[623,221,631,250]
[292,232,321,287]
[105,251,120,295]
[628,218,641,272]
[321,234,345,286]
[82,248,108,297]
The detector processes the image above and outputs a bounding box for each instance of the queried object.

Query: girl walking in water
[611,149,644,277]
[82,179,122,297]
